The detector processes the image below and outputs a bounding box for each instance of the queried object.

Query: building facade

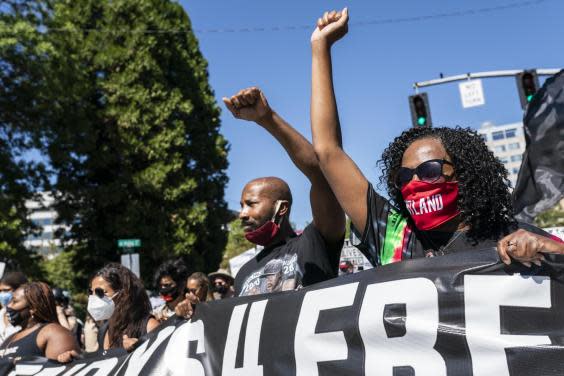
[478,121,526,187]
[24,193,67,258]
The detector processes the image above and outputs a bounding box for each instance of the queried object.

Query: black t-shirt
[235,224,343,296]
[353,183,552,266]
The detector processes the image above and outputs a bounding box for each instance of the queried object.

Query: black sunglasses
[395,159,454,188]
[88,287,106,299]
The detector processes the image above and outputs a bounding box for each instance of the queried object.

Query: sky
[179,0,563,228]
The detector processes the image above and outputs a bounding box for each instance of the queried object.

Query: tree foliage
[534,201,564,228]
[0,0,49,278]
[3,0,230,287]
[41,248,79,292]
[220,218,253,270]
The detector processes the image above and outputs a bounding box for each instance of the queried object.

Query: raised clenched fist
[311,8,349,46]
[222,87,272,123]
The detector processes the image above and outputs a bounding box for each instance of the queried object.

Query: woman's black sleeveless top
[0,324,46,359]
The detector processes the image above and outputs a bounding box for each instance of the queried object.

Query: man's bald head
[243,177,293,207]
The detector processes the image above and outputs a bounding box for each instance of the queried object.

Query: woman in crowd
[309,9,563,266]
[186,272,213,303]
[175,272,213,319]
[88,263,159,354]
[0,272,28,346]
[0,282,79,362]
[152,259,189,322]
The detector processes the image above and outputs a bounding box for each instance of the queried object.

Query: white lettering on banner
[465,275,551,376]
[36,363,86,375]
[69,358,119,376]
[294,283,359,376]
[222,300,268,376]
[123,325,175,375]
[14,364,66,376]
[359,278,446,376]
[162,320,206,376]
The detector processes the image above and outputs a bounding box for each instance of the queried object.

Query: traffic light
[516,69,539,109]
[409,93,432,128]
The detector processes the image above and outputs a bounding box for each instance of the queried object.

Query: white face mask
[87,294,116,321]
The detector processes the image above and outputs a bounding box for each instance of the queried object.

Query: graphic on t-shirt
[239,253,302,296]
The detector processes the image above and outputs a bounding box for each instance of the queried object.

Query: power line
[39,0,548,35]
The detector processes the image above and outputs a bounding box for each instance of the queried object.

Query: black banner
[513,69,564,222]
[12,249,564,375]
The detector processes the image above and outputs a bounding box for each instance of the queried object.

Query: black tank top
[0,324,47,359]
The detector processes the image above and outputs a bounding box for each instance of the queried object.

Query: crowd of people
[0,262,237,365]
[0,7,562,368]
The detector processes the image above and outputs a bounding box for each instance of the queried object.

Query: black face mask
[214,285,229,295]
[6,307,30,327]
[159,285,180,303]
[159,284,178,296]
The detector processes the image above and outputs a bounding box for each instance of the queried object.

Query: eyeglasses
[395,159,454,188]
[88,287,106,299]
[186,288,199,295]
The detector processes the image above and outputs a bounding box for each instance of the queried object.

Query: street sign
[121,253,140,278]
[117,239,141,248]
[459,79,485,108]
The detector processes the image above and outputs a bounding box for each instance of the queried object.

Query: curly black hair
[378,126,515,243]
[153,258,189,288]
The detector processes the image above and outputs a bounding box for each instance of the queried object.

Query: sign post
[118,239,141,277]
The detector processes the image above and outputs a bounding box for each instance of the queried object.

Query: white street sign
[121,253,140,278]
[459,79,485,108]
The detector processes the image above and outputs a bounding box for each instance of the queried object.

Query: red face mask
[244,201,283,246]
[401,180,460,231]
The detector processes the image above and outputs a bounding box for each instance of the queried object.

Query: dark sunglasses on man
[395,159,454,188]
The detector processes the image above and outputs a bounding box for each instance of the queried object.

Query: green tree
[0,0,49,278]
[15,0,230,287]
[1,0,229,287]
[41,249,79,292]
[220,219,254,270]
[534,201,564,228]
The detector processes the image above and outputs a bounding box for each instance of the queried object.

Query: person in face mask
[223,88,346,297]
[0,272,27,346]
[152,259,189,322]
[208,269,235,300]
[309,8,561,266]
[87,263,159,355]
[0,282,79,363]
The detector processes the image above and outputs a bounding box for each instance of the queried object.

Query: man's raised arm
[223,87,344,243]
